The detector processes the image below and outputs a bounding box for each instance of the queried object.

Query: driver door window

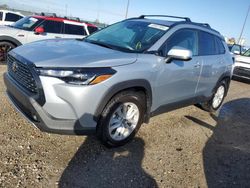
[163,29,198,56]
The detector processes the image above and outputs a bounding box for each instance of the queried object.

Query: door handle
[55,36,62,38]
[194,62,201,68]
[17,34,25,37]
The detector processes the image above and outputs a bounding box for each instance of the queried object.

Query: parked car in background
[0,10,24,26]
[228,44,248,55]
[233,48,250,79]
[0,13,98,62]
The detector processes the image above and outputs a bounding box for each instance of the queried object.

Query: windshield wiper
[85,39,113,49]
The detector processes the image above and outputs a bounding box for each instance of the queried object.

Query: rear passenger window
[40,20,63,34]
[0,12,2,21]
[164,29,198,56]
[215,37,225,54]
[5,13,22,22]
[64,24,87,35]
[199,31,216,55]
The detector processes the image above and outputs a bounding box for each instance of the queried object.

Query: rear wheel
[0,41,15,63]
[97,90,146,147]
[200,80,228,112]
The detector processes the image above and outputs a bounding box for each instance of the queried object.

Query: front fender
[0,35,22,46]
[94,79,152,123]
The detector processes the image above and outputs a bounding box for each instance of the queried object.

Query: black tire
[97,90,146,147]
[0,41,16,63]
[200,80,228,112]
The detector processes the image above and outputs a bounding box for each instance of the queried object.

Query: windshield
[85,20,168,52]
[12,16,42,30]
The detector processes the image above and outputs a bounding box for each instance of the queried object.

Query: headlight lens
[36,68,116,85]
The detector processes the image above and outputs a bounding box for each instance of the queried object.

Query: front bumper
[4,73,96,135]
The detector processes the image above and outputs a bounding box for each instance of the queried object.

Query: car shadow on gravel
[59,136,158,188]
[186,98,250,187]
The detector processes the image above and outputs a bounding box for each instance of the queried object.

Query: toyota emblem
[12,62,18,73]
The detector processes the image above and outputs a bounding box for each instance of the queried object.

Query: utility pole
[65,4,68,16]
[97,0,100,23]
[238,5,250,45]
[125,0,130,19]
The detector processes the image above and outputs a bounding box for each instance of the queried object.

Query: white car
[233,48,250,79]
[0,14,98,61]
[0,10,24,26]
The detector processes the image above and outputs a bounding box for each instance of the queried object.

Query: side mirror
[165,46,193,63]
[233,50,240,55]
[34,27,44,35]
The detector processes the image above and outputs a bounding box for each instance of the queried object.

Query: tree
[228,37,236,45]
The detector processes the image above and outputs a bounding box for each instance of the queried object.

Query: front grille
[7,55,38,93]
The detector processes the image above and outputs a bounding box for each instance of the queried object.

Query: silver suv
[4,15,233,147]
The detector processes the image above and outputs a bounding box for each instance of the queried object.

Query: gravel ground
[0,64,250,188]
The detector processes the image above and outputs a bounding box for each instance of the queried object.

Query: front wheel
[0,41,15,63]
[200,81,228,112]
[97,91,146,147]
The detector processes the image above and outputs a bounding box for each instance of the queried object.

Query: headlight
[36,67,116,85]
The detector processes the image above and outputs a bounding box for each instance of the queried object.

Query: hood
[0,25,21,36]
[12,39,138,67]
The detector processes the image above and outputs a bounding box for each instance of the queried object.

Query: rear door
[27,20,63,43]
[195,31,227,97]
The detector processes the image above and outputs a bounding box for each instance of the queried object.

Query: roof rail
[189,22,220,34]
[138,15,191,22]
[40,12,57,17]
[65,16,80,22]
[199,23,211,28]
[35,12,82,22]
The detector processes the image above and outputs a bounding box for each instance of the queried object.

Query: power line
[238,5,250,45]
[125,0,130,18]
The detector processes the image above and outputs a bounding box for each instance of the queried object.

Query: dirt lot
[0,64,250,188]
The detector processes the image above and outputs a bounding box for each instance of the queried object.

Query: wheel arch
[0,36,22,47]
[95,79,153,124]
[214,72,231,96]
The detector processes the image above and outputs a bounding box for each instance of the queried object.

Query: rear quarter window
[199,31,217,56]
[64,24,87,35]
[0,12,2,21]
[87,26,98,34]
